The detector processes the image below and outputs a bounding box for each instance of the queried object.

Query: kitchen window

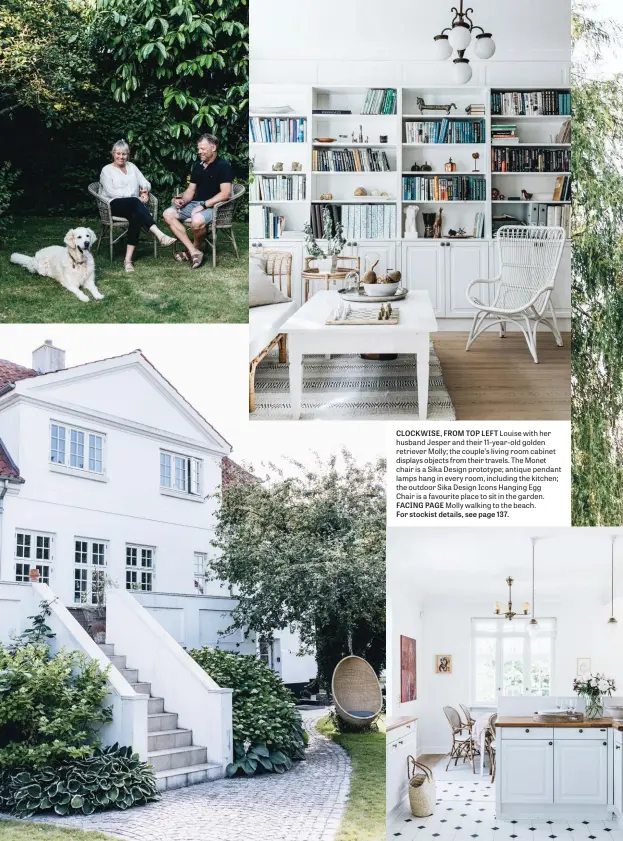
[194,552,208,594]
[126,544,154,591]
[74,538,107,604]
[160,451,202,496]
[471,616,556,705]
[15,530,53,584]
[50,422,104,475]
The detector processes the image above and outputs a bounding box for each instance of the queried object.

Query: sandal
[174,252,190,263]
[157,234,177,247]
[124,261,134,273]
[191,250,204,269]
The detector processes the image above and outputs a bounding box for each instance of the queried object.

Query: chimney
[32,340,66,374]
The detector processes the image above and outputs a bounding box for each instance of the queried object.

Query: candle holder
[472,152,480,173]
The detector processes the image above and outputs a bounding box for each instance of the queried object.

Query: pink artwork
[400,635,417,702]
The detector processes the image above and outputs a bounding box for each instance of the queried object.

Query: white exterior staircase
[99,643,222,791]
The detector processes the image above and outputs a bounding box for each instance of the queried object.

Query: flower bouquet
[573,673,616,719]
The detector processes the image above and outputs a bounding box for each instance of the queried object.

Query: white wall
[274,626,317,685]
[387,587,423,720]
[390,591,623,755]
[251,0,571,86]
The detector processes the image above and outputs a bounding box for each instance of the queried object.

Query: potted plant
[303,207,345,273]
[573,672,616,719]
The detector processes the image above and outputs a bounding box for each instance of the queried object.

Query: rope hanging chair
[331,655,383,729]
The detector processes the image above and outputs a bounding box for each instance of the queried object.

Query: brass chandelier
[494,576,529,622]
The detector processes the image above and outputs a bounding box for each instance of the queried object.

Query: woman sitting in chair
[99,140,176,273]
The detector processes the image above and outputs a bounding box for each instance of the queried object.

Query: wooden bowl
[315,138,337,143]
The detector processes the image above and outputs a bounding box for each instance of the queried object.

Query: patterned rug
[251,345,456,420]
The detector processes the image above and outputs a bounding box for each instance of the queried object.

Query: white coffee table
[280,289,438,420]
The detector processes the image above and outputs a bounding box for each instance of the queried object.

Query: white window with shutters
[159,450,203,499]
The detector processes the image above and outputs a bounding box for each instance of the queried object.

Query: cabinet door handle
[549,742,553,746]
[616,746,620,750]
[399,740,404,745]
[579,729,583,733]
[525,729,530,733]
[604,742,608,746]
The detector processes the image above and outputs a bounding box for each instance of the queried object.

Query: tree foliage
[572,3,623,525]
[209,452,386,687]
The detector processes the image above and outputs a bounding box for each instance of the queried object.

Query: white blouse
[99,162,151,202]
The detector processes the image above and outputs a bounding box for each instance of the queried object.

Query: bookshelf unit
[249,84,571,320]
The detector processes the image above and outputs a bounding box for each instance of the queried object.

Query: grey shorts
[170,201,213,224]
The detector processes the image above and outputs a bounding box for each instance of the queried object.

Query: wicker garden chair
[88,182,159,261]
[331,656,383,730]
[465,225,566,363]
[173,183,245,267]
[443,705,478,773]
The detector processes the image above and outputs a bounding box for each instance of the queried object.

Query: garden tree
[209,452,386,687]
[0,0,96,124]
[94,0,248,190]
[572,4,623,525]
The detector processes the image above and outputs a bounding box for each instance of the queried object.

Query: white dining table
[474,713,492,776]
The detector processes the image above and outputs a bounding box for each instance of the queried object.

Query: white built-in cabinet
[615,730,623,816]
[499,737,555,804]
[386,718,418,816]
[554,738,609,805]
[346,241,397,278]
[402,243,445,316]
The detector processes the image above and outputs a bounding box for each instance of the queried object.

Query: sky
[580,0,623,77]
[0,325,386,472]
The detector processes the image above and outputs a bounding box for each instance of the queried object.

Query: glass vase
[585,696,604,720]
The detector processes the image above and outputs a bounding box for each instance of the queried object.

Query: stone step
[149,745,208,773]
[149,711,178,732]
[154,762,223,792]
[98,643,115,656]
[121,668,139,684]
[108,654,127,671]
[130,681,152,695]
[148,728,193,752]
[148,697,165,715]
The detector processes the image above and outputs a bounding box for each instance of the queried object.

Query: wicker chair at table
[88,182,159,262]
[443,705,478,773]
[459,703,477,731]
[173,183,245,267]
[331,656,383,730]
[485,713,497,782]
[248,250,293,413]
[465,225,566,363]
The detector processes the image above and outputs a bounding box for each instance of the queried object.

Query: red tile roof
[222,457,258,489]
[0,359,38,389]
[0,438,23,481]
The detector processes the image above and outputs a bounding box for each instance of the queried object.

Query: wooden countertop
[497,716,613,728]
[387,715,418,732]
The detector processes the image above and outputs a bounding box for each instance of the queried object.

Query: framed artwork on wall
[400,635,417,702]
[435,655,452,674]
[577,658,591,678]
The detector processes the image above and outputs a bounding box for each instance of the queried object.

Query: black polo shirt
[190,157,234,202]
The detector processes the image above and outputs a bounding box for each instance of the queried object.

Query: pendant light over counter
[608,535,618,627]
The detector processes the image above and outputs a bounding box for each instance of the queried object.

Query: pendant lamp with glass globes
[608,535,618,627]
[527,537,540,638]
[432,1,496,85]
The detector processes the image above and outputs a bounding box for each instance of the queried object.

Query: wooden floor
[432,332,570,420]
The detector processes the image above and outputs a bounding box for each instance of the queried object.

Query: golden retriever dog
[10,228,103,302]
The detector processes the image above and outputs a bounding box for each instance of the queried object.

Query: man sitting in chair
[163,134,233,269]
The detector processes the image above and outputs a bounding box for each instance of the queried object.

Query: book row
[404,119,485,145]
[340,204,397,240]
[491,148,570,173]
[259,207,285,239]
[249,175,307,202]
[527,203,571,235]
[312,148,392,172]
[491,90,571,116]
[362,89,397,115]
[249,117,307,144]
[402,176,487,202]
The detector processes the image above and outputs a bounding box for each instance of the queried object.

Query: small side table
[302,256,361,302]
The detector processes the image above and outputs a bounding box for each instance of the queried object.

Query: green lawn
[317,714,386,841]
[0,217,248,323]
[0,820,116,840]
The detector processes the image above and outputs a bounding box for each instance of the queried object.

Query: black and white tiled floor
[388,763,623,841]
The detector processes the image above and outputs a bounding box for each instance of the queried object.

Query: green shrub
[0,745,159,818]
[0,632,112,768]
[0,162,22,240]
[189,647,307,776]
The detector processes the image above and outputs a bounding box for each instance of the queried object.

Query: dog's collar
[69,247,87,268]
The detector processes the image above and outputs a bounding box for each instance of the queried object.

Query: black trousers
[110,197,155,247]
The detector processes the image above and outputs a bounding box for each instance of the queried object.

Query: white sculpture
[405,205,420,239]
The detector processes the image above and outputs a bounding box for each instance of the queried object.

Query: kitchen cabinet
[554,739,609,805]
[401,244,446,317]
[344,241,398,278]
[386,718,418,815]
[499,739,554,804]
[614,730,622,816]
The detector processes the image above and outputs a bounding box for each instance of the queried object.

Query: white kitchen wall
[388,587,424,719]
[391,592,623,755]
[250,0,571,86]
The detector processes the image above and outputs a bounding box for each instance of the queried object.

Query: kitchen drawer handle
[579,729,583,733]
[549,742,553,746]
[525,729,530,733]
[399,740,404,745]
[617,746,621,750]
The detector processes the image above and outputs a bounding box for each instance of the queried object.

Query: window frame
[471,617,556,706]
[125,543,155,592]
[73,537,108,605]
[14,529,54,585]
[194,551,208,595]
[50,421,106,476]
[159,450,203,498]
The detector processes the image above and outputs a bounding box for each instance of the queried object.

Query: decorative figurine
[492,187,501,200]
[319,193,333,200]
[405,205,420,239]
[272,162,284,171]
[411,163,422,172]
[417,97,457,115]
[354,187,367,196]
[358,125,364,144]
[445,157,457,173]
[380,135,388,143]
[472,152,480,173]
[421,162,433,172]
[521,189,534,200]
[290,162,303,171]
[423,212,436,238]
[433,207,443,239]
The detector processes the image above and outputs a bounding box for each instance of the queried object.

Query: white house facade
[0,342,316,790]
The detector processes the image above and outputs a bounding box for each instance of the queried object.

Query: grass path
[317,714,386,841]
[0,217,248,323]
[0,820,116,840]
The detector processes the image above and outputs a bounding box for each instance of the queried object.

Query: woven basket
[407,756,436,817]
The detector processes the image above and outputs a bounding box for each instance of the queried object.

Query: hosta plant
[188,646,307,776]
[0,744,159,818]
